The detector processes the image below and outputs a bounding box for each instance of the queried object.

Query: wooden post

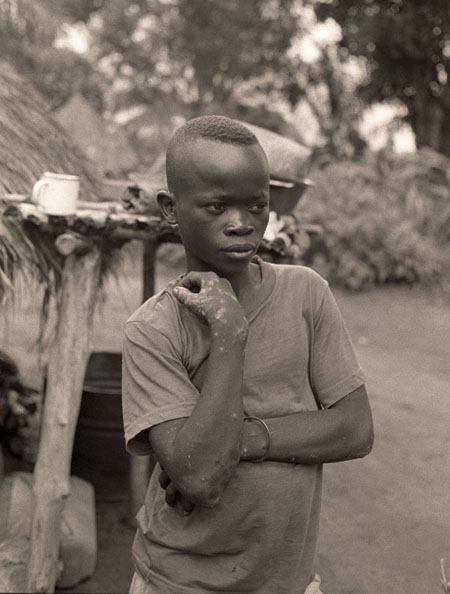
[143,237,158,301]
[26,247,102,593]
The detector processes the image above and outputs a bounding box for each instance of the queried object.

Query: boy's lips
[221,243,257,261]
[222,243,256,253]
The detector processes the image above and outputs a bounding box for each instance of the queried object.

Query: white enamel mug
[32,172,80,216]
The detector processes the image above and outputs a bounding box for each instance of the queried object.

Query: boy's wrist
[209,319,248,344]
[240,416,271,462]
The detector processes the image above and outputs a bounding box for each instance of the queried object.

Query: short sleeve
[310,284,365,409]
[122,319,199,455]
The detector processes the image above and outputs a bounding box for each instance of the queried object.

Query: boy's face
[166,139,270,278]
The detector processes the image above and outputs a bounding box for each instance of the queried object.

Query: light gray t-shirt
[122,258,365,594]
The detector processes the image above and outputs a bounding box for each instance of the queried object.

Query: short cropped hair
[166,115,259,192]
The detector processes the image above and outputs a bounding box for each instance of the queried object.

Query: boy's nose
[224,220,254,235]
[224,211,255,235]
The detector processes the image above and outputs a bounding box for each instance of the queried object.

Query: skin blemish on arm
[214,307,226,320]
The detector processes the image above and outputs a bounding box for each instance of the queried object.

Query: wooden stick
[26,247,102,593]
[0,193,28,202]
[1,195,122,211]
[441,559,450,593]
[54,232,93,256]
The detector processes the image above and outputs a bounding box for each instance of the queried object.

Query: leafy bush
[0,350,41,464]
[297,149,450,290]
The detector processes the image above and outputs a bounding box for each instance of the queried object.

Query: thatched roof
[53,94,139,178]
[0,62,101,201]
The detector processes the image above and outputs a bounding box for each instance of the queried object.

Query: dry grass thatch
[0,61,101,201]
[0,199,133,349]
[0,203,65,303]
[0,61,115,310]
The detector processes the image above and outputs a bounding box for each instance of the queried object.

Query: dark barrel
[71,352,129,501]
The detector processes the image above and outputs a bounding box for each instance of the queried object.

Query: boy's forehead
[176,138,268,177]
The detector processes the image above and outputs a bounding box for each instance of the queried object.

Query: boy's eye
[206,203,226,213]
[248,203,268,213]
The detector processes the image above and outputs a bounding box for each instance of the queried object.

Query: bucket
[71,352,129,501]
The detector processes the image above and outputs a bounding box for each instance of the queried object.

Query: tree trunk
[438,111,450,157]
[412,94,450,157]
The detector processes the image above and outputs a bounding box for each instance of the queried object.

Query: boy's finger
[165,483,178,507]
[173,286,195,303]
[158,469,171,489]
[180,274,202,293]
[180,496,195,515]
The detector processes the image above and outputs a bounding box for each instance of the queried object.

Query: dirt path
[317,288,450,594]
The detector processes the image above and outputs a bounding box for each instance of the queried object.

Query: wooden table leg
[26,247,101,593]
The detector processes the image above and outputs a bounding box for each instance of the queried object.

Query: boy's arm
[158,385,373,513]
[148,271,247,508]
[241,384,374,464]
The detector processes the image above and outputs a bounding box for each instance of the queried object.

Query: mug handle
[31,179,49,204]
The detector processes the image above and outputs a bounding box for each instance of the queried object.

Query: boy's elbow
[193,487,222,508]
[354,435,374,459]
[178,477,223,508]
[177,450,239,507]
[352,421,374,459]
[345,389,375,459]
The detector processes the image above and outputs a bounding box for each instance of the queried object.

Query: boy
[122,115,374,594]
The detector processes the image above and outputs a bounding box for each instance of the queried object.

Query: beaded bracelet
[244,416,271,463]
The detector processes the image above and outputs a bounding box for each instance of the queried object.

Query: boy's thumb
[173,286,190,302]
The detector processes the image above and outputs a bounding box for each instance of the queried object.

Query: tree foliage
[313,0,450,155]
[288,42,368,161]
[298,148,450,289]
[0,0,104,110]
[87,0,302,118]
[0,0,367,157]
[1,0,315,164]
[9,0,450,161]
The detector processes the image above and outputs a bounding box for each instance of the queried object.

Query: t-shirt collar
[243,256,276,320]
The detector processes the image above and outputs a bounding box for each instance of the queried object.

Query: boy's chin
[196,259,251,277]
[186,250,258,277]
[215,259,255,277]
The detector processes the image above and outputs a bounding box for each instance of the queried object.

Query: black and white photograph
[0,2,449,593]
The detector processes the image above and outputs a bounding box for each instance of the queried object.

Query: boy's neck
[184,261,262,306]
[227,263,261,303]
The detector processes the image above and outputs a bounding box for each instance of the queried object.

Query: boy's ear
[157,190,177,225]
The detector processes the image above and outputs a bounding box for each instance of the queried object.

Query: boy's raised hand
[173,271,247,336]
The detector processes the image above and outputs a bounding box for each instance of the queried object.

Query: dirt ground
[1,250,450,594]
